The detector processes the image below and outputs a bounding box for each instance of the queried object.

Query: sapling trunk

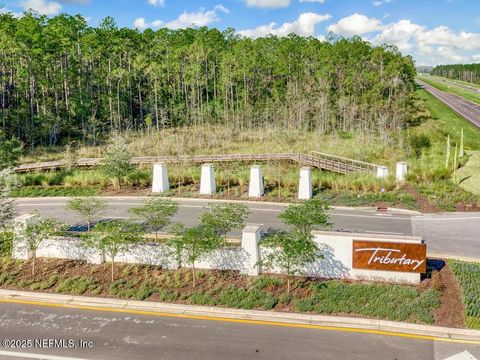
[192,264,196,287]
[32,256,35,276]
[111,258,115,281]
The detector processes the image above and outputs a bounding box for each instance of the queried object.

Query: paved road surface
[417,79,480,128]
[14,197,480,259]
[427,76,480,96]
[0,301,477,360]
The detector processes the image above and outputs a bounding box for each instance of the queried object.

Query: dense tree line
[0,12,417,147]
[432,64,480,84]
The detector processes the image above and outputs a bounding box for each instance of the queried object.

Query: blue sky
[2,0,480,65]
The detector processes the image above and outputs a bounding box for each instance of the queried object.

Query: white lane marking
[330,213,409,221]
[368,231,406,235]
[412,217,480,221]
[0,350,89,360]
[444,351,478,360]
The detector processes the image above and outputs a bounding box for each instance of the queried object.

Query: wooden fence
[14,152,380,175]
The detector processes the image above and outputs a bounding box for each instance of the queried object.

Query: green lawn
[416,89,480,150]
[418,75,480,105]
[449,260,480,329]
[456,151,480,195]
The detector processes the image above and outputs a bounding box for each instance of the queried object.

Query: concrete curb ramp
[0,289,478,343]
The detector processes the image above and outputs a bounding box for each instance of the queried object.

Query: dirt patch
[432,264,465,328]
[404,183,441,213]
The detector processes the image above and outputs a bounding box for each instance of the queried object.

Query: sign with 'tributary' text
[352,240,427,273]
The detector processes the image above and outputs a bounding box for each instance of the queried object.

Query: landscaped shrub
[218,286,278,310]
[410,134,431,157]
[157,289,180,302]
[294,281,440,324]
[56,276,99,294]
[0,232,13,258]
[449,260,480,328]
[135,282,154,301]
[252,275,284,291]
[31,274,59,291]
[188,292,216,306]
[108,279,138,298]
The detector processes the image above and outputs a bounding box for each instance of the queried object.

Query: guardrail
[14,152,379,175]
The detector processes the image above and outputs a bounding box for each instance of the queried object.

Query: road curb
[0,289,478,343]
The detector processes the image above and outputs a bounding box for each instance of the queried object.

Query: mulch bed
[0,258,466,327]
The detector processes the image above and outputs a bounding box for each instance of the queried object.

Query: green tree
[66,197,107,232]
[200,203,249,240]
[0,131,22,170]
[259,199,331,293]
[20,218,65,276]
[166,203,248,287]
[129,198,179,240]
[101,132,133,190]
[0,168,19,229]
[279,199,331,237]
[86,220,144,281]
[259,230,320,293]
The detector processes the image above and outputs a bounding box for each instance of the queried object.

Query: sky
[1,0,480,66]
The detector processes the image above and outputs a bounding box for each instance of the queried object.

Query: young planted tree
[260,199,331,293]
[168,225,221,288]
[129,198,179,240]
[260,230,319,293]
[20,218,65,276]
[200,203,249,240]
[279,199,331,237]
[102,132,133,190]
[166,203,249,287]
[86,220,144,281]
[66,197,108,232]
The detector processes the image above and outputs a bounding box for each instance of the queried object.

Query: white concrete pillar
[249,165,264,198]
[152,163,170,193]
[152,162,169,193]
[376,166,389,179]
[298,167,312,200]
[241,225,262,276]
[396,162,408,181]
[12,214,37,260]
[200,164,216,195]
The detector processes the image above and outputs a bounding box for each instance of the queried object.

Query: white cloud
[373,19,424,51]
[299,0,325,3]
[416,26,480,50]
[372,0,391,6]
[245,0,290,9]
[134,5,228,30]
[473,54,480,61]
[239,12,331,38]
[327,13,383,36]
[20,0,62,15]
[148,0,165,7]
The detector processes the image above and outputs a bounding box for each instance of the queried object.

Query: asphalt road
[13,197,480,259]
[426,76,480,97]
[417,79,480,128]
[0,301,477,360]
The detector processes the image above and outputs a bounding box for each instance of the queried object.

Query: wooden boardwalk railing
[14,152,380,175]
